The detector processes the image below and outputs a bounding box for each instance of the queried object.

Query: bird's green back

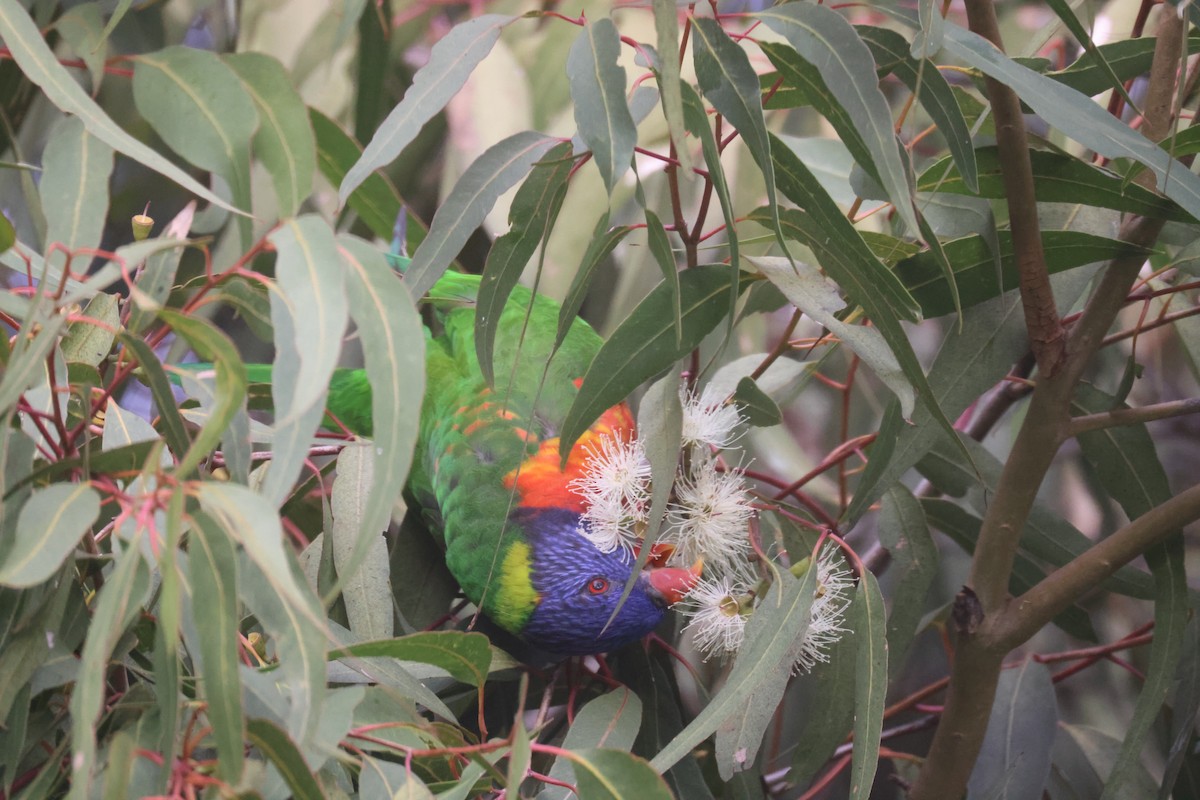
[403,272,607,631]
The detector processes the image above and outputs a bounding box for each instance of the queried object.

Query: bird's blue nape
[515,508,669,656]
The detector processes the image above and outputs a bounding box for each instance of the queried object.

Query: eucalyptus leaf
[339,14,516,204]
[568,17,636,194]
[561,264,737,459]
[403,131,559,301]
[0,483,100,588]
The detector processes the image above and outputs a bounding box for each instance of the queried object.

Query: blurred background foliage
[1,0,1199,798]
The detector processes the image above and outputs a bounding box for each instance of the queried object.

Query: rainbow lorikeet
[243,270,699,656]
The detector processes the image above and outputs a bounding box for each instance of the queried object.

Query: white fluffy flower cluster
[568,433,652,554]
[680,544,854,670]
[570,382,854,668]
[570,386,753,568]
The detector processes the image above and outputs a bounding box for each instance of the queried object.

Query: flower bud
[131,210,154,241]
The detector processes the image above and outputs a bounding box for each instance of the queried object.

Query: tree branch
[908,9,1187,800]
[962,0,1065,375]
[992,482,1200,649]
[1068,396,1200,436]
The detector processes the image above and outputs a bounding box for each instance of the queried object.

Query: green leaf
[0,212,13,254]
[403,130,559,300]
[158,310,247,477]
[653,566,819,775]
[325,622,455,720]
[262,215,347,506]
[54,3,106,94]
[846,254,1100,522]
[131,46,258,244]
[855,25,976,192]
[733,376,781,426]
[268,215,347,424]
[929,14,1200,222]
[918,147,1193,222]
[1072,385,1188,800]
[849,571,887,799]
[542,689,644,799]
[195,485,326,631]
[0,483,100,588]
[245,718,325,800]
[556,213,634,351]
[967,660,1057,800]
[331,444,392,640]
[758,5,918,234]
[787,604,857,785]
[766,135,921,324]
[506,703,531,796]
[360,755,435,799]
[691,16,786,256]
[568,17,636,194]
[624,648,715,799]
[61,293,119,367]
[1042,0,1138,110]
[225,52,316,217]
[1052,724,1161,800]
[0,309,66,418]
[897,230,1156,318]
[560,264,736,459]
[116,333,191,464]
[750,255,916,417]
[571,749,674,800]
[644,209,681,346]
[333,234,425,599]
[310,108,406,242]
[706,353,812,404]
[68,549,151,796]
[338,14,515,205]
[759,42,874,188]
[918,432,1160,601]
[476,141,574,385]
[877,486,937,676]
[1160,619,1200,799]
[187,513,245,783]
[1047,34,1200,97]
[353,0,388,145]
[636,371,682,544]
[0,0,241,213]
[651,0,691,173]
[680,81,740,321]
[100,398,165,463]
[330,631,492,688]
[39,116,113,259]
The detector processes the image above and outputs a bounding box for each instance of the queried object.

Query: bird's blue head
[516,508,698,656]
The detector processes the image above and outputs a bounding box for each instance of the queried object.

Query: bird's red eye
[587,577,609,595]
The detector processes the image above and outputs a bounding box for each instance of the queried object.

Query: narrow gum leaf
[225,52,317,218]
[690,16,787,258]
[476,141,574,385]
[0,483,101,587]
[758,5,920,235]
[849,572,887,799]
[921,11,1200,221]
[567,17,637,194]
[560,264,736,460]
[338,14,515,205]
[403,131,559,301]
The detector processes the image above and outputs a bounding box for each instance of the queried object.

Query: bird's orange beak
[646,558,703,606]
